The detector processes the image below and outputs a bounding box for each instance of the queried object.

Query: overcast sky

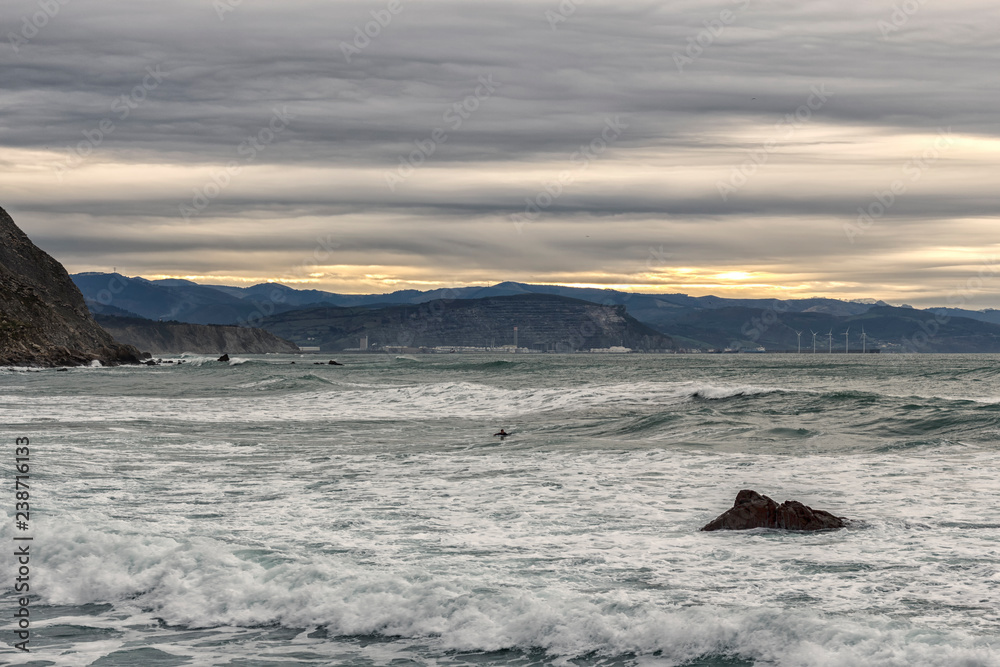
[3,0,999,306]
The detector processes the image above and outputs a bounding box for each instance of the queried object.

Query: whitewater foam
[0,380,795,424]
[6,354,1000,665]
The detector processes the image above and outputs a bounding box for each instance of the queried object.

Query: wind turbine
[794,330,802,354]
[827,328,833,354]
[843,327,850,354]
[861,326,868,354]
[811,330,818,354]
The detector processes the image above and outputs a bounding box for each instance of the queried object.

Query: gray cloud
[2,0,999,304]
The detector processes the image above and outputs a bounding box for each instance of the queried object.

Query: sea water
[0,353,998,666]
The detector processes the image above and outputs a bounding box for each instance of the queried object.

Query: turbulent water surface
[1,353,999,666]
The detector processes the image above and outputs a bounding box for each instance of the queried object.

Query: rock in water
[701,489,846,531]
[217,353,230,362]
[0,205,142,367]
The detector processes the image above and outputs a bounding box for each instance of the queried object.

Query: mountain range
[72,273,1000,353]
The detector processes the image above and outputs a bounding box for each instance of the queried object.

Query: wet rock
[328,360,342,365]
[217,353,230,362]
[701,489,847,532]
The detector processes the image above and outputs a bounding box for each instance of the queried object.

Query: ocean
[1,353,998,666]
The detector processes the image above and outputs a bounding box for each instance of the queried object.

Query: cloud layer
[3,0,999,305]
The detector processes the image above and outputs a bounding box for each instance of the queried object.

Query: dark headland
[0,206,142,367]
[94,314,299,356]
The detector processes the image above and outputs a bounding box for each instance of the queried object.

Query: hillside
[0,207,141,367]
[669,305,1000,353]
[70,274,878,330]
[70,273,1000,352]
[95,315,300,355]
[258,293,674,352]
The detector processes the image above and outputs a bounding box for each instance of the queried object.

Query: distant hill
[71,273,1000,352]
[1,207,140,366]
[669,304,1000,353]
[86,300,149,319]
[257,293,674,352]
[72,274,877,328]
[927,307,1000,325]
[95,314,299,355]
[72,273,304,325]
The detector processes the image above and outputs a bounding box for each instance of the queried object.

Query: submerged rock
[701,489,846,531]
[328,359,342,365]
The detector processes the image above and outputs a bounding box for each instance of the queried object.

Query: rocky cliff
[0,206,141,367]
[94,314,300,355]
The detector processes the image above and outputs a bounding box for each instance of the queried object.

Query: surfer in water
[494,429,509,439]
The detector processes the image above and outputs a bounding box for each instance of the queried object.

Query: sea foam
[7,517,998,666]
